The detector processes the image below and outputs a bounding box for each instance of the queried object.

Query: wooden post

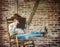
[16,36,19,47]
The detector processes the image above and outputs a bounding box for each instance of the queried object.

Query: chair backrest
[6,17,13,40]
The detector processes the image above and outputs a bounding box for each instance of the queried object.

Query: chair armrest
[10,33,17,38]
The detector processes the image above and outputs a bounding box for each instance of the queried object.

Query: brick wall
[0,0,60,47]
[0,13,4,47]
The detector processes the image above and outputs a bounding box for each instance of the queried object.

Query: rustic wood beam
[28,0,40,25]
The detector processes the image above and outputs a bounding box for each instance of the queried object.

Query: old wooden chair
[6,17,35,47]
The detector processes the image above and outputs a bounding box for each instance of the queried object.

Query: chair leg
[16,36,19,47]
[20,45,25,47]
[32,40,35,47]
[9,43,11,47]
[9,40,12,47]
[20,42,25,47]
[9,42,13,47]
